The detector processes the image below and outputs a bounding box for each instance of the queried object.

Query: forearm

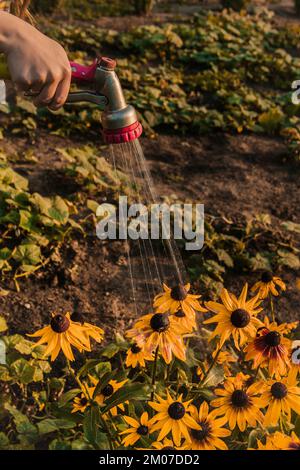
[0,12,27,55]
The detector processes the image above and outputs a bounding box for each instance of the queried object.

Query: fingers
[48,71,71,110]
[33,66,71,109]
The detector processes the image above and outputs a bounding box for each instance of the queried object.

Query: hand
[0,12,71,109]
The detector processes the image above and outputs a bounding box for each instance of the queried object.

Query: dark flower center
[101,384,114,397]
[191,421,211,442]
[261,271,274,283]
[175,309,185,318]
[231,390,249,408]
[265,331,281,347]
[271,382,288,399]
[50,314,70,333]
[137,425,148,436]
[171,284,187,301]
[80,397,88,406]
[168,402,185,420]
[150,313,170,332]
[131,344,141,354]
[231,309,250,328]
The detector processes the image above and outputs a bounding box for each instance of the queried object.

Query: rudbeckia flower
[28,313,104,361]
[172,308,196,333]
[185,401,230,450]
[251,271,286,299]
[205,284,263,349]
[213,349,236,377]
[149,391,201,446]
[151,438,188,450]
[255,432,300,450]
[72,390,93,414]
[257,376,300,426]
[211,377,264,432]
[89,376,127,416]
[245,320,291,378]
[120,412,152,447]
[125,343,154,368]
[271,431,300,450]
[153,283,207,317]
[126,313,186,364]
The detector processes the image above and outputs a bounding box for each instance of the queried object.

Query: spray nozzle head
[69,57,142,144]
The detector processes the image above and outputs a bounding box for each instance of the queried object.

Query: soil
[0,5,300,339]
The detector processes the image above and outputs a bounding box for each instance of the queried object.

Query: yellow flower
[255,432,300,450]
[205,284,263,349]
[251,271,286,299]
[271,431,300,450]
[151,437,187,450]
[120,412,152,447]
[256,376,300,426]
[214,349,236,377]
[72,390,92,414]
[126,313,186,364]
[149,391,201,446]
[211,377,264,432]
[125,343,154,368]
[185,401,230,450]
[171,308,197,333]
[90,376,128,416]
[153,283,207,316]
[245,319,291,378]
[28,312,103,361]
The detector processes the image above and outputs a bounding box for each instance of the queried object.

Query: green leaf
[278,250,300,269]
[10,358,43,384]
[102,383,149,414]
[83,405,102,448]
[58,388,81,407]
[37,418,76,435]
[5,404,38,443]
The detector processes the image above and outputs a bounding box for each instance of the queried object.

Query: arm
[0,11,71,109]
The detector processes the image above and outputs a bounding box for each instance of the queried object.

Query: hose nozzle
[70,56,142,144]
[0,55,143,144]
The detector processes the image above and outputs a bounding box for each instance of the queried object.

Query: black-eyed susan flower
[125,343,154,368]
[213,349,236,377]
[205,284,263,349]
[149,391,201,446]
[245,319,291,378]
[172,308,196,333]
[126,313,186,364]
[153,283,207,317]
[152,438,187,450]
[90,376,128,416]
[120,412,152,447]
[256,376,300,426]
[251,271,286,299]
[272,431,300,450]
[28,313,103,361]
[255,432,300,450]
[72,390,92,414]
[185,401,230,450]
[211,377,264,432]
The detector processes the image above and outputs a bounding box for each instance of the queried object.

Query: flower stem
[151,347,159,400]
[200,344,222,386]
[269,293,275,323]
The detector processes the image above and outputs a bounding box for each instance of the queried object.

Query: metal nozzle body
[95,62,138,130]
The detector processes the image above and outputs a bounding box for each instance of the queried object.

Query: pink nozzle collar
[103,121,143,144]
